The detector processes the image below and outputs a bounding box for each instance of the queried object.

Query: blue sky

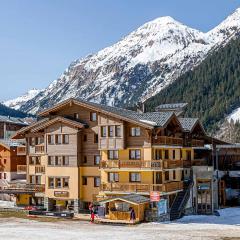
[0,0,240,101]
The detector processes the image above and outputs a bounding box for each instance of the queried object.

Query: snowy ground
[0,208,240,240]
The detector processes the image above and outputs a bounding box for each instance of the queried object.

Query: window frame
[101,126,107,137]
[129,149,141,160]
[129,172,141,182]
[90,112,97,122]
[108,172,119,183]
[108,150,119,160]
[94,177,100,187]
[130,127,141,137]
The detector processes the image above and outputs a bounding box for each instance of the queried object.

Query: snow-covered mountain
[11,8,240,114]
[4,89,42,110]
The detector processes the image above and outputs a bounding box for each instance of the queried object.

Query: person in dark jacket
[130,208,136,223]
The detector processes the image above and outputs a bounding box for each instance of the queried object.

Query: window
[4,173,7,180]
[55,135,62,144]
[62,156,69,166]
[48,135,54,145]
[36,176,41,184]
[56,178,62,188]
[48,156,55,166]
[173,170,176,180]
[82,177,87,185]
[108,173,119,182]
[129,173,141,182]
[101,126,107,137]
[48,177,54,188]
[29,156,35,165]
[83,156,87,164]
[165,171,169,181]
[3,159,6,164]
[55,156,62,166]
[94,134,98,143]
[155,149,162,160]
[94,177,100,187]
[129,149,141,160]
[115,126,121,137]
[109,126,114,137]
[90,112,97,121]
[108,150,118,160]
[63,178,69,188]
[130,127,140,136]
[30,137,36,146]
[36,156,41,165]
[74,113,79,119]
[165,150,169,160]
[62,134,69,144]
[173,150,176,159]
[94,155,100,165]
[83,134,87,142]
[29,175,35,184]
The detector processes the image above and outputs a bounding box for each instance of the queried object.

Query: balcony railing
[35,166,45,174]
[35,145,45,154]
[0,183,45,194]
[163,159,183,169]
[17,165,27,174]
[100,160,162,169]
[152,136,183,146]
[191,159,208,166]
[17,146,26,156]
[191,139,204,147]
[100,181,183,193]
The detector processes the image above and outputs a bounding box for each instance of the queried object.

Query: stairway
[170,180,192,221]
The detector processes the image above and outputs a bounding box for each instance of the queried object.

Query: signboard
[54,191,69,198]
[150,191,160,202]
[157,199,167,216]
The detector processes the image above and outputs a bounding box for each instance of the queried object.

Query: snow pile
[0,200,16,208]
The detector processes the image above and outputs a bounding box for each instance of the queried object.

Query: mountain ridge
[5,8,240,116]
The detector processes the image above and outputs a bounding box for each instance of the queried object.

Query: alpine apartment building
[4,98,223,219]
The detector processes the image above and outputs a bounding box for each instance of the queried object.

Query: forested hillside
[145,37,240,133]
[0,103,30,118]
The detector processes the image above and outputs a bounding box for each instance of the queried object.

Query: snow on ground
[0,208,240,240]
[0,200,15,208]
[227,107,240,123]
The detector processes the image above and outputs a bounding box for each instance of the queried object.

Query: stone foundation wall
[145,209,170,222]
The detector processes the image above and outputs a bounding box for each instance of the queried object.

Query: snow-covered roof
[0,115,28,126]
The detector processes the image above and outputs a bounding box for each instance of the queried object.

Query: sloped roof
[38,98,178,129]
[0,139,25,150]
[31,116,86,132]
[178,118,199,131]
[0,115,28,126]
[99,194,150,205]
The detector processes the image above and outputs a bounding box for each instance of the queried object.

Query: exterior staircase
[170,180,193,221]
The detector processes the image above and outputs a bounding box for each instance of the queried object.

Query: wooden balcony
[152,136,183,146]
[191,139,204,147]
[163,159,183,169]
[35,145,45,154]
[191,159,208,166]
[100,160,162,169]
[100,181,183,193]
[35,166,45,174]
[0,183,45,194]
[17,165,27,174]
[17,146,26,156]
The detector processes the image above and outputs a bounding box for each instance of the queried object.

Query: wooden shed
[99,194,150,222]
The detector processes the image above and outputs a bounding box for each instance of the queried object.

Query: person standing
[130,208,136,223]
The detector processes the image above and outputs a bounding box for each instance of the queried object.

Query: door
[197,180,212,214]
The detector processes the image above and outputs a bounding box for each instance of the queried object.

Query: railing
[17,146,26,155]
[35,145,45,154]
[191,139,204,147]
[191,159,208,166]
[100,160,162,169]
[163,159,183,169]
[101,181,183,193]
[2,183,45,193]
[152,136,183,146]
[17,165,27,174]
[35,166,45,174]
[164,181,183,192]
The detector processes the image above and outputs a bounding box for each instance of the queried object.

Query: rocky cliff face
[7,8,240,114]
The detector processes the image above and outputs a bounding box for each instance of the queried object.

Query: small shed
[99,194,150,222]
